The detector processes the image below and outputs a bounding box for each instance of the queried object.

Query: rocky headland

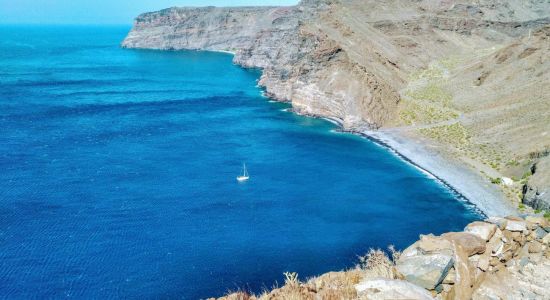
[121,0,550,298]
[122,0,550,216]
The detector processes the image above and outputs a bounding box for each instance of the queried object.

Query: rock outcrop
[523,156,550,210]
[210,215,550,300]
[396,234,455,290]
[355,278,434,300]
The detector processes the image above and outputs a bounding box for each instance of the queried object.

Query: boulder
[528,241,543,253]
[442,232,486,256]
[529,252,544,263]
[501,177,514,186]
[452,242,476,300]
[486,217,507,230]
[465,221,497,241]
[442,267,456,284]
[534,226,547,239]
[505,220,527,232]
[543,232,550,245]
[468,254,480,266]
[355,278,434,300]
[492,240,504,256]
[471,269,515,300]
[526,215,549,227]
[477,228,501,271]
[505,216,524,221]
[489,256,500,267]
[402,234,453,256]
[477,255,489,271]
[396,250,454,290]
[442,283,453,292]
[501,229,513,243]
[511,232,526,246]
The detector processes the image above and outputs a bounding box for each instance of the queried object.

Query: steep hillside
[122,0,550,211]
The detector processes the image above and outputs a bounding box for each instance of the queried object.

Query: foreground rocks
[211,215,550,300]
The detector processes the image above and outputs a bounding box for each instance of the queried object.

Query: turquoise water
[0,25,481,299]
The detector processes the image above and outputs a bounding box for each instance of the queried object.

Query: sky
[0,0,300,25]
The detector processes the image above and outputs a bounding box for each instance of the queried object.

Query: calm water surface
[0,25,481,299]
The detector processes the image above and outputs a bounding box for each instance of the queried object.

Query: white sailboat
[236,163,250,182]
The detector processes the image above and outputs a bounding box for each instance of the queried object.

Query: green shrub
[490,177,502,184]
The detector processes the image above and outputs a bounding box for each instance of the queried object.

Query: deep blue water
[0,25,481,299]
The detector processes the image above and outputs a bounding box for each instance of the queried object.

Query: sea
[0,25,481,299]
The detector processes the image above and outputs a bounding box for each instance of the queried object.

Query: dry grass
[358,246,400,280]
[419,123,470,148]
[405,84,452,106]
[399,100,459,125]
[283,272,299,287]
[216,247,402,300]
[400,62,458,125]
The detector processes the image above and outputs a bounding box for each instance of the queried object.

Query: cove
[0,25,481,299]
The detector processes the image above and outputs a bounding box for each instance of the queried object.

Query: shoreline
[219,48,516,217]
[361,128,517,217]
[317,116,516,217]
[167,48,516,217]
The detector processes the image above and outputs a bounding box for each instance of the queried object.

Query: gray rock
[505,220,527,232]
[355,278,435,300]
[396,250,454,290]
[535,226,548,239]
[486,217,508,230]
[465,221,497,241]
[522,157,550,211]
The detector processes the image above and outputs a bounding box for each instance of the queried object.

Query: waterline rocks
[211,215,550,299]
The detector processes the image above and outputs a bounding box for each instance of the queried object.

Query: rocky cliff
[122,0,550,214]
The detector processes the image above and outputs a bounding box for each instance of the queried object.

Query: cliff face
[122,0,548,129]
[122,6,287,53]
[122,0,550,209]
[122,0,403,129]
